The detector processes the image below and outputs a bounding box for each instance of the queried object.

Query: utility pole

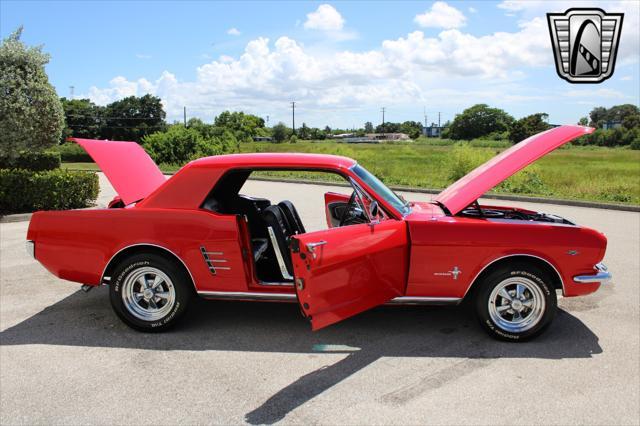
[183,106,187,126]
[381,107,386,125]
[291,102,296,134]
[69,86,75,99]
[423,107,428,128]
[266,115,269,125]
[438,111,441,128]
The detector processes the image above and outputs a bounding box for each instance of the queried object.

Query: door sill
[198,291,462,305]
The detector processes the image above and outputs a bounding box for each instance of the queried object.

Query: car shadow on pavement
[0,287,602,424]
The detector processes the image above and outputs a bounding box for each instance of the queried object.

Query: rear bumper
[573,263,612,284]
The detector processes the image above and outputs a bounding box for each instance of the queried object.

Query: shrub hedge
[0,169,99,214]
[53,142,93,162]
[0,151,61,171]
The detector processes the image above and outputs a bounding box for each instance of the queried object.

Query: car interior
[200,169,375,283]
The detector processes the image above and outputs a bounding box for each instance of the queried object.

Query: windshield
[351,164,410,216]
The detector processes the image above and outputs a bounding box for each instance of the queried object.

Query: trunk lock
[296,278,305,290]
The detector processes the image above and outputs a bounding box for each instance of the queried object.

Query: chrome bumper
[573,263,612,284]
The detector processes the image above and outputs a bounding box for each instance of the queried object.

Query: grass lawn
[63,140,640,205]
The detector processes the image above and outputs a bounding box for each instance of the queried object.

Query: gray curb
[3,174,638,223]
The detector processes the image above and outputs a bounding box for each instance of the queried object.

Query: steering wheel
[338,191,357,227]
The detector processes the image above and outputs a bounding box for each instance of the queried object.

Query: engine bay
[458,201,575,225]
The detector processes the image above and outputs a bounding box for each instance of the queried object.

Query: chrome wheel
[488,277,546,333]
[121,266,176,321]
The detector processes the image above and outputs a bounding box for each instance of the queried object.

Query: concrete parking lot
[1,175,639,425]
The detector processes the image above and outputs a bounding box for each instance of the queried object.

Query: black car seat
[261,205,294,280]
[234,195,271,239]
[278,200,306,235]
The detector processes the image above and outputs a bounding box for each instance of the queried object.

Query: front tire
[475,263,557,341]
[109,253,192,332]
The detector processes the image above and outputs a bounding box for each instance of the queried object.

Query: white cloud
[497,1,639,63]
[227,27,241,36]
[136,53,151,59]
[82,7,636,126]
[565,88,629,99]
[414,2,467,29]
[468,7,477,13]
[304,4,345,31]
[620,75,633,81]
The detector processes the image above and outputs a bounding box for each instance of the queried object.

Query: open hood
[71,138,166,205]
[434,125,594,215]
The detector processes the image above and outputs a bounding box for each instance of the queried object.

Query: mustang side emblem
[434,266,462,280]
[547,8,623,83]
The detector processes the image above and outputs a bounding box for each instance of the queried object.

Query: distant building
[328,133,356,139]
[253,136,273,141]
[365,133,411,141]
[423,125,445,137]
[602,121,623,130]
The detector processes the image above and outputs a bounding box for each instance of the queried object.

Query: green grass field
[63,139,640,205]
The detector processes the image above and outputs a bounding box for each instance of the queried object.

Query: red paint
[29,128,608,331]
[71,138,166,205]
[292,220,408,330]
[434,125,595,214]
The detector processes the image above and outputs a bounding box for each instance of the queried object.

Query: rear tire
[474,263,557,341]
[109,253,192,332]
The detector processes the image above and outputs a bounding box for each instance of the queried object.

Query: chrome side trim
[259,281,294,287]
[574,263,612,284]
[267,226,293,280]
[200,246,231,275]
[197,291,461,305]
[100,243,197,292]
[463,253,566,298]
[386,296,461,305]
[198,291,296,302]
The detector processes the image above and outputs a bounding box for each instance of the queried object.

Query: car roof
[187,153,357,171]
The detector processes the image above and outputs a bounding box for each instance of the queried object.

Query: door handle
[306,241,327,259]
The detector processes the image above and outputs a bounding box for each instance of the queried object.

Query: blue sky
[2,0,638,128]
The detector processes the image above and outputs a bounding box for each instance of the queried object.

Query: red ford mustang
[26,125,611,341]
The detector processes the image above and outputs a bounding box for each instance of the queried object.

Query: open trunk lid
[434,125,594,215]
[71,138,166,205]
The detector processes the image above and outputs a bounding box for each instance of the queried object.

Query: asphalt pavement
[1,174,638,425]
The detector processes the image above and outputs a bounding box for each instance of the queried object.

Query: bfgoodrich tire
[475,263,557,341]
[109,253,192,332]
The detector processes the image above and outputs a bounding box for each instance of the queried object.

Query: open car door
[290,220,409,330]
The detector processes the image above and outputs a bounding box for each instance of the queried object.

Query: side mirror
[369,201,380,225]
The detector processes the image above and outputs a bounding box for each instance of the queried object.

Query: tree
[271,122,290,143]
[142,124,234,164]
[375,122,401,133]
[214,111,265,142]
[309,127,326,140]
[103,94,166,142]
[508,113,550,143]
[400,121,423,139]
[298,122,311,140]
[0,27,65,156]
[61,98,104,140]
[588,104,639,128]
[364,121,374,133]
[578,117,589,126]
[448,104,514,140]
